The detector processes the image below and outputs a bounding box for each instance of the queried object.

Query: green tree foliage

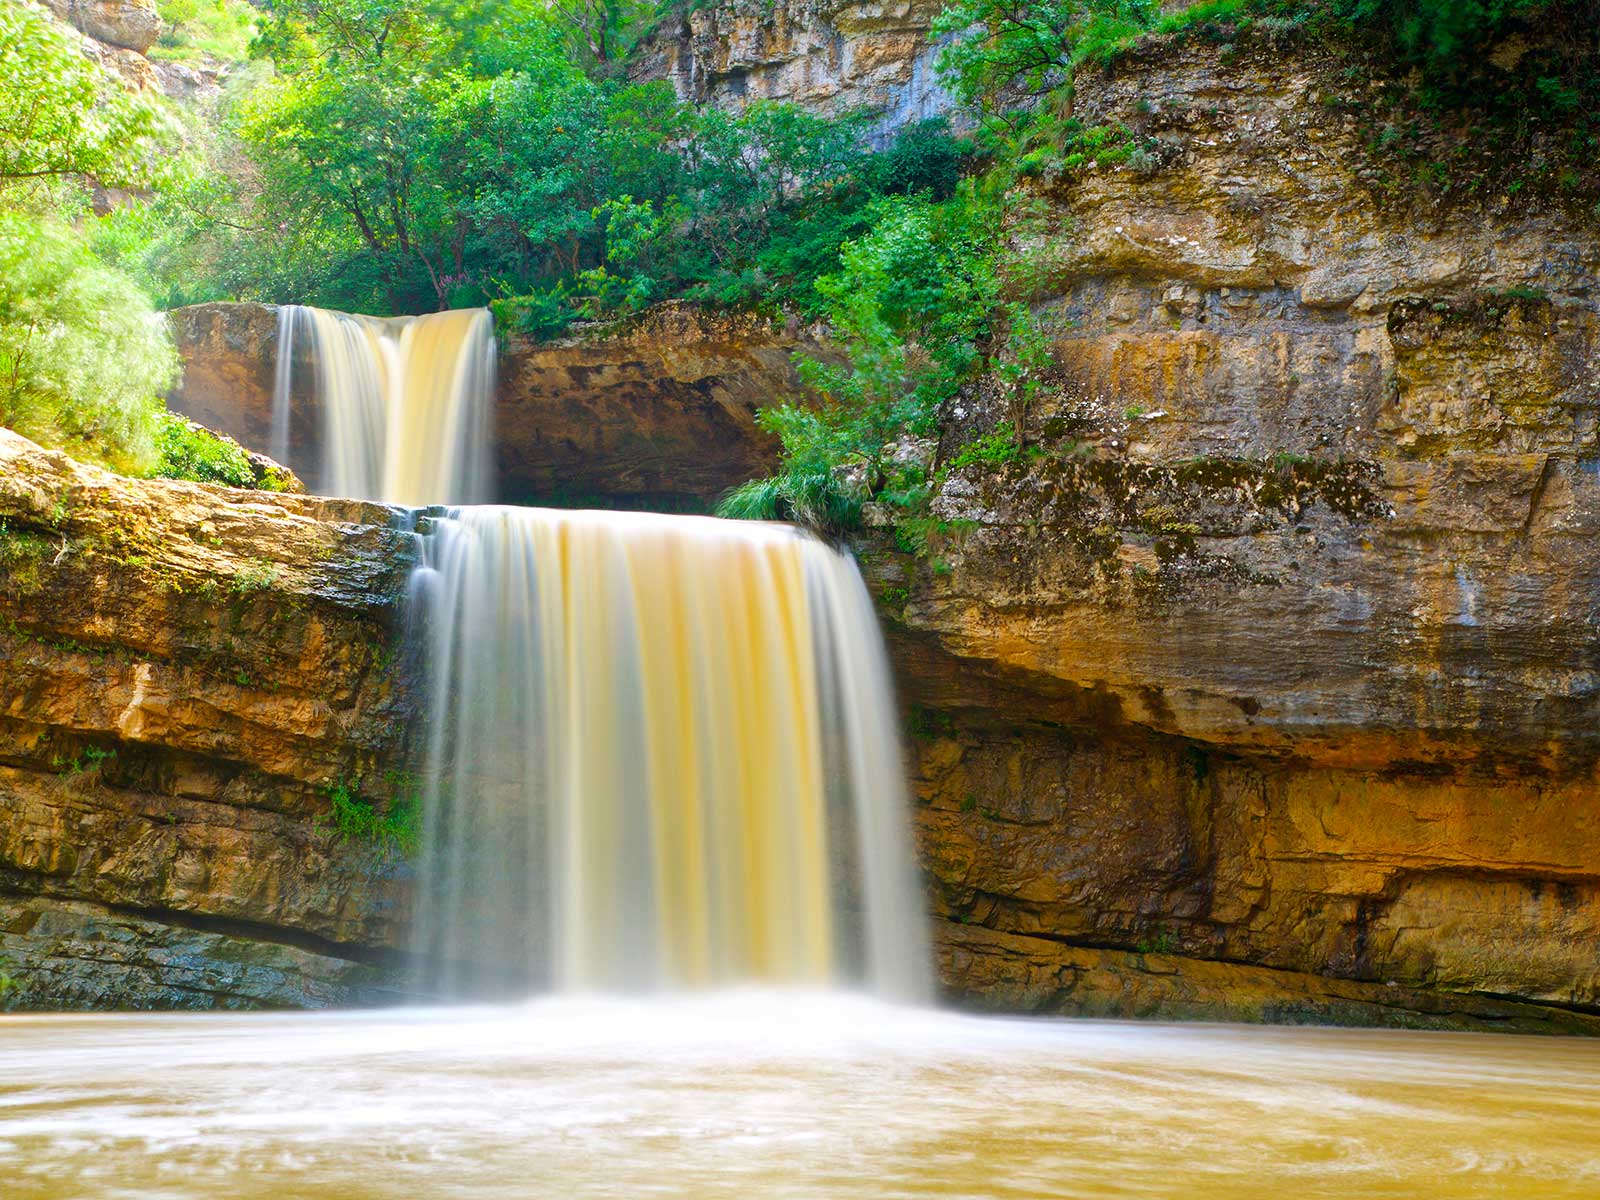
[0,1,175,200]
[0,214,177,473]
[1324,0,1570,78]
[717,181,1049,531]
[168,0,973,322]
[931,0,1158,110]
[0,3,183,473]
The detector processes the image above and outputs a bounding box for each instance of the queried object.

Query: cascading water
[272,304,930,1000]
[407,506,931,1000]
[270,305,495,505]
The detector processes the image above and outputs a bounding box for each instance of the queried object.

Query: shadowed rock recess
[5,36,1600,1029]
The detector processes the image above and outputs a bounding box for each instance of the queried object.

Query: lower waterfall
[407,505,930,1000]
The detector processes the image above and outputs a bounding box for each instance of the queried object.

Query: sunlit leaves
[0,212,177,472]
[0,1,180,200]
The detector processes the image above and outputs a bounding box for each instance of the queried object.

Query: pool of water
[4,992,1598,1198]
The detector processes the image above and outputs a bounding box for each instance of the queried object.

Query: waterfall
[407,506,931,1001]
[270,305,495,506]
[273,302,930,1001]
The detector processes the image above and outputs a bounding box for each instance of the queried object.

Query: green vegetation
[52,746,116,776]
[0,519,55,594]
[1136,929,1180,955]
[152,0,259,63]
[136,0,971,322]
[151,413,262,488]
[715,183,1046,531]
[322,778,421,859]
[230,559,280,595]
[0,2,236,477]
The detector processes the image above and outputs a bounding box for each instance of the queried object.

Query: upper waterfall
[271,305,496,506]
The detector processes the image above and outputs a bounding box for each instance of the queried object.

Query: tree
[0,1,177,200]
[0,213,177,472]
[0,2,182,472]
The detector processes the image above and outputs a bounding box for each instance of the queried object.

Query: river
[4,992,1597,1198]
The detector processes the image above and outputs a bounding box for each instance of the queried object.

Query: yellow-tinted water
[4,994,1597,1198]
[410,508,928,996]
[272,305,495,504]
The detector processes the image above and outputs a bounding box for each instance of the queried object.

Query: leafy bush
[0,214,177,473]
[718,183,1053,533]
[864,118,970,199]
[150,412,259,487]
[323,779,421,859]
[931,0,1159,110]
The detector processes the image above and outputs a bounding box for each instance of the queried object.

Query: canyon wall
[869,33,1600,1033]
[6,32,1599,1030]
[631,0,955,135]
[0,430,415,1008]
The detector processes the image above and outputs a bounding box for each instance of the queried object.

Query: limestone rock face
[869,36,1600,1028]
[495,304,801,506]
[166,301,797,509]
[0,429,416,1009]
[43,0,160,53]
[632,0,957,132]
[164,302,285,458]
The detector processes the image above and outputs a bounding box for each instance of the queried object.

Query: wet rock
[0,428,415,1010]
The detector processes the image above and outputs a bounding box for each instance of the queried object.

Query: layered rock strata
[870,34,1600,1031]
[0,430,416,1009]
[632,0,956,134]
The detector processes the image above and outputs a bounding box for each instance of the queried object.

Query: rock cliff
[0,429,415,1008]
[6,32,1600,1031]
[43,0,159,54]
[632,0,955,134]
[869,33,1600,1032]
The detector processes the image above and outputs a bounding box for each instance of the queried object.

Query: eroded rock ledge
[0,429,416,1008]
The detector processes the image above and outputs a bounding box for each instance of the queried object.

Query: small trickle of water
[407,506,930,1001]
[271,305,495,506]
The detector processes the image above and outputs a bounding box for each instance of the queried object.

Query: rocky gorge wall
[4,31,1599,1031]
[0,430,416,1008]
[631,0,956,135]
[867,33,1600,1032]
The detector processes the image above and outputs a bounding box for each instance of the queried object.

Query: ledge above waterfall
[165,301,820,510]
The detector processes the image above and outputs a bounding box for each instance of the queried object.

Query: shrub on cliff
[149,413,260,488]
[0,214,177,475]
